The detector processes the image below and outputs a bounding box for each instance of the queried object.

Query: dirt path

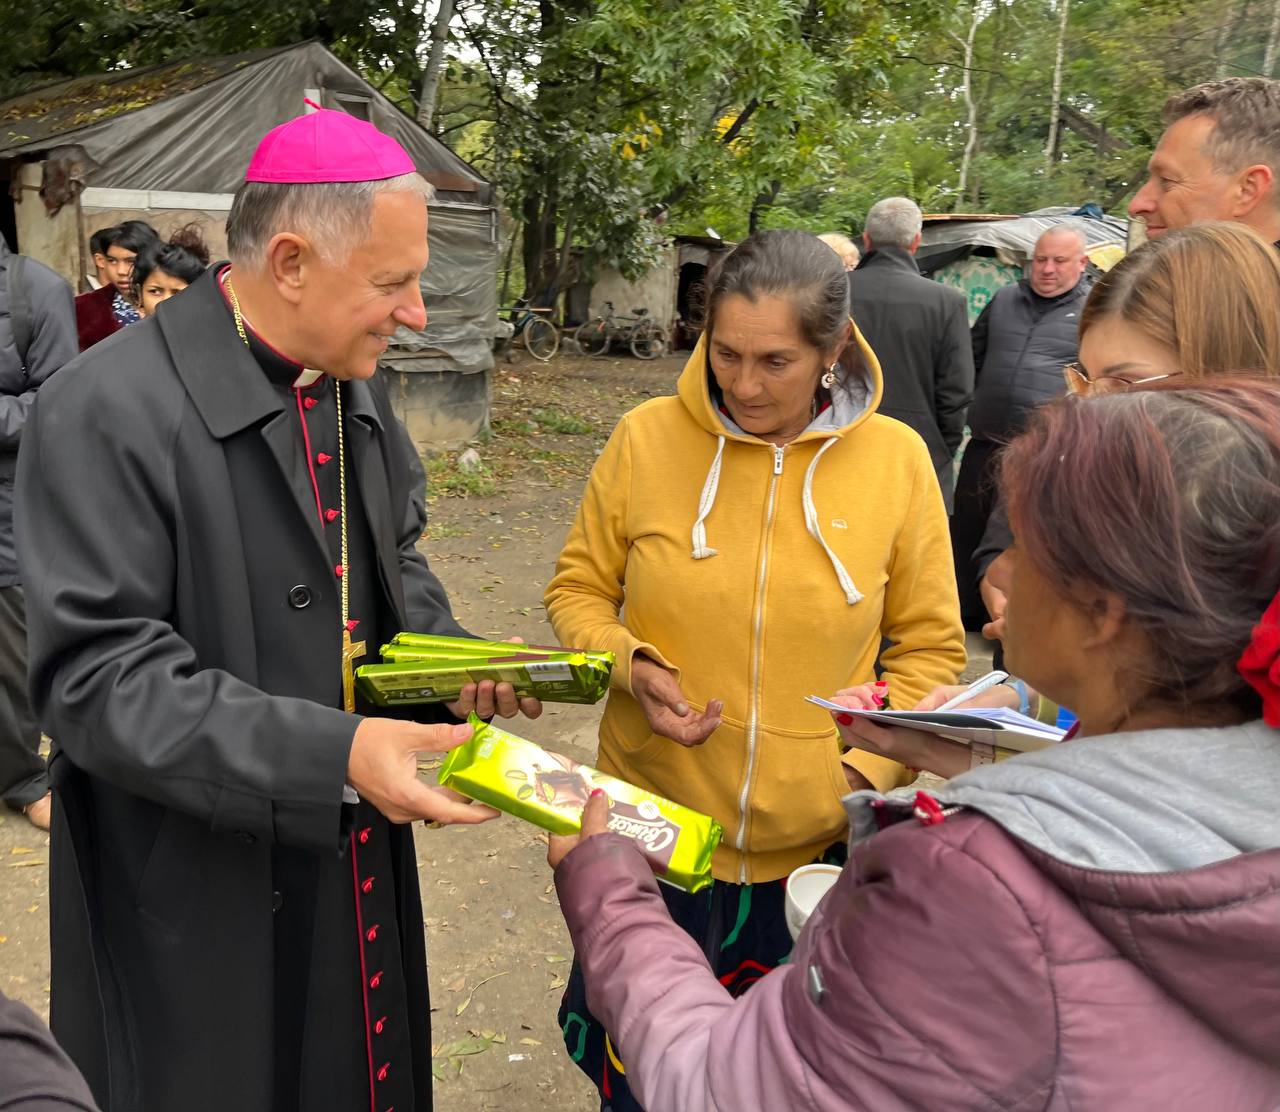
[0,347,989,1110]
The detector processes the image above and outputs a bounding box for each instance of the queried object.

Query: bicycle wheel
[524,317,560,361]
[574,318,611,357]
[630,319,665,360]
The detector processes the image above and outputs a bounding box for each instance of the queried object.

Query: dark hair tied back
[700,229,858,376]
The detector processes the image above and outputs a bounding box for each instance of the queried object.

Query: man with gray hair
[1129,77,1280,241]
[848,197,973,509]
[17,108,537,1112]
[951,222,1090,630]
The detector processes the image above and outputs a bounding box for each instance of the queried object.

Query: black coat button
[236,830,256,845]
[272,890,284,913]
[288,584,312,609]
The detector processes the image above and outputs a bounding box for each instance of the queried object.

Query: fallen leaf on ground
[544,954,567,964]
[519,1037,541,1046]
[11,846,33,855]
[456,970,509,1017]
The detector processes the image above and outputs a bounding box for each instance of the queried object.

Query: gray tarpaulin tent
[0,41,498,446]
[915,206,1128,323]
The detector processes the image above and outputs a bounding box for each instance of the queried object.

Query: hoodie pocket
[743,721,851,859]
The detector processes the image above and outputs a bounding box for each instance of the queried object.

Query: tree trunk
[954,0,982,211]
[749,179,783,233]
[417,0,456,131]
[1044,0,1070,173]
[1265,0,1280,75]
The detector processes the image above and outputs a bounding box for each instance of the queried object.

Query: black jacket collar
[156,265,383,439]
[855,245,922,275]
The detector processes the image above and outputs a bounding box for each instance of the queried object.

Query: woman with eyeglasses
[835,220,1280,776]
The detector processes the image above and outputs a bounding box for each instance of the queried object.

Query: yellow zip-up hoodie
[545,332,965,883]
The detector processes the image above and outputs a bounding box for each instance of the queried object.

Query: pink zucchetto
[245,102,417,184]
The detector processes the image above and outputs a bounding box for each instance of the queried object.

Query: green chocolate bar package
[382,633,573,659]
[355,649,612,706]
[439,716,722,893]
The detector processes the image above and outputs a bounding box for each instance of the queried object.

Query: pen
[934,670,1010,712]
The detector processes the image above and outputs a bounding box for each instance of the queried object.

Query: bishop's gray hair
[863,197,923,250]
[226,173,434,268]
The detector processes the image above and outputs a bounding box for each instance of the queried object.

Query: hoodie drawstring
[691,435,726,560]
[803,438,863,605]
[690,434,863,605]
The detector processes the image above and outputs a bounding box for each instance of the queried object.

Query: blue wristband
[1004,678,1031,716]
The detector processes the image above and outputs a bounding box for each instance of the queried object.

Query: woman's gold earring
[821,363,838,389]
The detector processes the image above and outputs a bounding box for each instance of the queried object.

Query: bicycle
[502,301,560,361]
[574,302,667,360]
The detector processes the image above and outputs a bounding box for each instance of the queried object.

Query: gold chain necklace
[225,274,366,711]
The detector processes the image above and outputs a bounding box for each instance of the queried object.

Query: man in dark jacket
[0,236,76,831]
[19,109,534,1112]
[849,197,973,509]
[950,224,1089,627]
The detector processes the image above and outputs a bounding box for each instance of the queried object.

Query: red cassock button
[325,508,339,522]
[361,876,375,894]
[366,924,380,943]
[376,1063,390,1082]
[335,564,345,578]
[374,1016,387,1034]
[358,827,371,845]
[369,970,383,989]
[303,396,319,410]
[317,453,333,465]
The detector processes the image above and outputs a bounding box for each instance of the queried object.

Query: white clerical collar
[293,368,325,388]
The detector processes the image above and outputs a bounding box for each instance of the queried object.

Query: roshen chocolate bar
[439,716,721,893]
[355,650,613,706]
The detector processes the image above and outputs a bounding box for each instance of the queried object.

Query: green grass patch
[426,454,498,498]
[531,408,592,435]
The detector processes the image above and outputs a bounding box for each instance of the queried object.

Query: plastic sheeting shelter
[916,206,1128,323]
[0,41,498,447]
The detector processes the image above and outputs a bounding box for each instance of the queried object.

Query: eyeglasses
[1063,362,1184,396]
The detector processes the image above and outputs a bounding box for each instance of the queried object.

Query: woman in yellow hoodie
[545,230,964,1109]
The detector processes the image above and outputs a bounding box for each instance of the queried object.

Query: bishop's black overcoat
[16,269,467,1112]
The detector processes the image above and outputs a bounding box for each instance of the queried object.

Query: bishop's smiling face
[301,191,430,381]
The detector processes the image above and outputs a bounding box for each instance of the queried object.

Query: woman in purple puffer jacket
[549,378,1280,1111]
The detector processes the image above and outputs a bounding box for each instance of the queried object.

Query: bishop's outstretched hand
[347,718,499,825]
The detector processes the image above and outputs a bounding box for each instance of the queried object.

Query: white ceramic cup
[784,863,843,942]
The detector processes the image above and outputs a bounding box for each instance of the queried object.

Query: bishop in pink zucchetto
[22,91,534,1112]
[245,102,418,183]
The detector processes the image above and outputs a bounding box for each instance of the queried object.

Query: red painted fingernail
[590,788,605,798]
[872,695,884,707]
[874,680,888,688]
[837,713,854,726]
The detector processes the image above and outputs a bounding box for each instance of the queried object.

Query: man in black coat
[17,109,535,1112]
[0,236,76,831]
[848,197,973,510]
[949,224,1090,628]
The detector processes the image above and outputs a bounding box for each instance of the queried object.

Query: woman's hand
[830,680,888,710]
[826,686,976,781]
[547,789,611,869]
[631,656,723,747]
[979,550,1013,644]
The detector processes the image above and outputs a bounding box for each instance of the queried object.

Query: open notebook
[806,695,1066,752]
